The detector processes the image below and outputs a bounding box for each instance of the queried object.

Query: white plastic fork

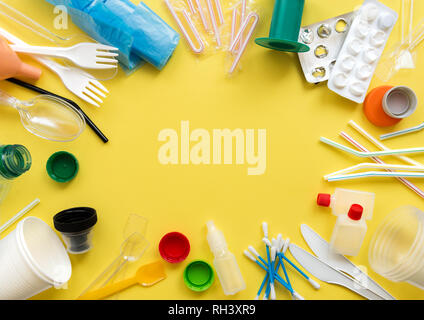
[10,43,119,70]
[0,27,108,107]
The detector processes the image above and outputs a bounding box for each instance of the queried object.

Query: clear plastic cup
[369,206,424,289]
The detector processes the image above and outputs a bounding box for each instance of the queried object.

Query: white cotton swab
[262,222,268,238]
[0,198,40,235]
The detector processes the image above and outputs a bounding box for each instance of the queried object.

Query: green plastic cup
[46,151,79,183]
[183,260,215,292]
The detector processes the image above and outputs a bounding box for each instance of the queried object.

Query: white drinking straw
[325,163,424,180]
[340,131,424,199]
[320,136,424,158]
[348,120,424,167]
[0,198,40,235]
[380,122,424,140]
[327,171,424,182]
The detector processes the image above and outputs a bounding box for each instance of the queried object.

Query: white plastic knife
[300,224,395,300]
[288,243,385,300]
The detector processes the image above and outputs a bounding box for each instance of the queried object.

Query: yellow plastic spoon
[78,261,166,300]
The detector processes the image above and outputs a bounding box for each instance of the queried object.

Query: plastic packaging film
[376,18,424,82]
[45,0,180,71]
[164,0,259,74]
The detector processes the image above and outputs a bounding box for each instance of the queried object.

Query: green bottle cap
[183,260,215,292]
[255,0,310,53]
[46,151,79,183]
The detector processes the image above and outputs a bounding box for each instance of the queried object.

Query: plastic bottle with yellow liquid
[330,204,367,256]
[206,221,246,295]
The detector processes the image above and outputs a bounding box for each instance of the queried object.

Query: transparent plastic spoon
[79,231,149,298]
[0,89,85,142]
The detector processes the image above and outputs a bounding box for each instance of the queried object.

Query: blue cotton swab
[262,222,273,300]
[262,238,276,300]
[255,275,268,300]
[261,238,278,300]
[278,249,320,290]
[265,238,293,295]
[246,247,305,300]
[244,249,292,294]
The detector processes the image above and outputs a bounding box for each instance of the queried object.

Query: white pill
[333,73,349,89]
[370,30,386,47]
[363,5,378,22]
[348,39,362,56]
[378,13,396,30]
[356,64,373,80]
[356,22,369,39]
[363,48,379,64]
[340,56,355,72]
[349,82,366,96]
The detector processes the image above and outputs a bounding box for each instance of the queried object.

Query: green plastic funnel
[255,0,310,53]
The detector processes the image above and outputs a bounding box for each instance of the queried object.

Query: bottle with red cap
[317,188,375,220]
[329,204,368,256]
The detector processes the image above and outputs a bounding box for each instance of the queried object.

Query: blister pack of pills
[298,11,357,84]
[328,0,398,103]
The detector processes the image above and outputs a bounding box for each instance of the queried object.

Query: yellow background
[0,0,423,300]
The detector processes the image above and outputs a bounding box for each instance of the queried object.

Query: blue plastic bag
[46,0,180,71]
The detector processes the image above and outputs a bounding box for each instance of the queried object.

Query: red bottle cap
[317,193,331,207]
[159,232,190,263]
[348,204,363,221]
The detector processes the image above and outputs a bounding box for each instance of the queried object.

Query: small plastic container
[317,188,375,220]
[53,207,97,254]
[46,151,79,183]
[159,232,190,263]
[369,206,424,290]
[183,260,215,292]
[330,204,367,256]
[206,221,246,295]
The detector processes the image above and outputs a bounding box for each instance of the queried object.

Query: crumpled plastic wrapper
[46,0,180,71]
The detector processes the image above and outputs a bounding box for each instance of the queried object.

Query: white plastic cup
[369,206,424,290]
[0,217,72,300]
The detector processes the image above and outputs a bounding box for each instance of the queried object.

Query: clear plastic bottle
[206,221,245,295]
[317,188,375,220]
[0,144,32,205]
[330,204,367,256]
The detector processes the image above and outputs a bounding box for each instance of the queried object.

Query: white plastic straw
[228,12,259,74]
[327,171,424,182]
[401,0,405,44]
[0,198,40,235]
[380,122,424,140]
[325,163,424,179]
[196,0,210,31]
[409,0,414,45]
[340,131,424,199]
[348,120,424,167]
[320,137,424,158]
[206,0,221,47]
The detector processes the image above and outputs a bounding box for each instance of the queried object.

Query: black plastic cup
[53,207,98,254]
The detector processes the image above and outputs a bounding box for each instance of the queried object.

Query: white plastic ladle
[0,89,85,142]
